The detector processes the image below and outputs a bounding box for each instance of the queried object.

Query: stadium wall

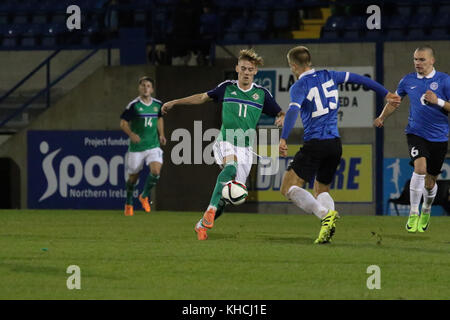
[1,41,449,214]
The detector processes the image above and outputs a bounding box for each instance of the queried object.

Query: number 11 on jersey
[238,103,247,117]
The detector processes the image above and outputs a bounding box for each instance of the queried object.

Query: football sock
[410,172,425,215]
[287,186,328,219]
[126,180,136,205]
[422,183,437,214]
[209,161,237,208]
[316,192,335,211]
[141,174,159,198]
[214,198,227,220]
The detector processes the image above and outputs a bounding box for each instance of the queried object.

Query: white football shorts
[213,140,254,184]
[126,147,163,175]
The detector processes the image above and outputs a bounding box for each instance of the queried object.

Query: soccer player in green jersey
[120,76,167,216]
[162,49,285,240]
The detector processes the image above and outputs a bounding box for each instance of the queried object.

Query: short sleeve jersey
[289,69,349,141]
[207,80,281,147]
[396,69,449,142]
[120,97,163,152]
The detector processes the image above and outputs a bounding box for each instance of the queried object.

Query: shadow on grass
[0,262,126,280]
[382,234,431,241]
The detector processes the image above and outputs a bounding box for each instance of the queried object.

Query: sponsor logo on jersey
[430,82,438,90]
[231,91,237,95]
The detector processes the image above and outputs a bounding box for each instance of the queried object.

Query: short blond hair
[287,46,312,67]
[238,48,264,67]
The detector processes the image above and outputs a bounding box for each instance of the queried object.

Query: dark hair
[139,76,155,87]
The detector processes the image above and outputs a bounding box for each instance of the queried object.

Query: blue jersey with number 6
[396,69,450,142]
[289,68,348,141]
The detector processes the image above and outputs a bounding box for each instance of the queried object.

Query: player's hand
[275,113,285,127]
[385,92,401,107]
[373,117,384,128]
[424,90,438,105]
[159,135,167,146]
[279,139,288,157]
[130,133,141,144]
[161,101,176,115]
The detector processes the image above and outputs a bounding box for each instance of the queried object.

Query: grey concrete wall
[0,49,120,100]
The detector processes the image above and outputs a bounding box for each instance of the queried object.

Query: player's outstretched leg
[202,161,237,229]
[418,183,436,232]
[214,198,227,221]
[139,174,159,213]
[125,180,135,216]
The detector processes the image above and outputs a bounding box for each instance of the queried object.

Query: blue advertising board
[383,158,450,216]
[28,130,145,209]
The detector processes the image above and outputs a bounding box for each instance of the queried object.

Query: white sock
[287,186,328,219]
[422,183,437,214]
[316,192,335,211]
[409,172,425,215]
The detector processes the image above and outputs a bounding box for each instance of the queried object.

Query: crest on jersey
[430,82,438,90]
[154,107,158,112]
[252,93,259,100]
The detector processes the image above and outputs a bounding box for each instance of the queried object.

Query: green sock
[126,181,135,205]
[141,174,159,198]
[214,198,227,220]
[209,162,237,208]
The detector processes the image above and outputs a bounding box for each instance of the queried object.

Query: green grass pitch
[0,210,449,300]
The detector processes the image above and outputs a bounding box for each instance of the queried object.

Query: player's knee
[127,174,139,184]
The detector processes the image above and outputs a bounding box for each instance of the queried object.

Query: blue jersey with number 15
[289,69,348,141]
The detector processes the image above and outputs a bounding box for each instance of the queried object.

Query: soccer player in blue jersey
[279,46,401,244]
[374,45,450,233]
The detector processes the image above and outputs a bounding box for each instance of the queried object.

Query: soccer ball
[222,180,248,205]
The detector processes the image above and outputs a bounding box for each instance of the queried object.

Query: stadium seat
[41,24,65,47]
[342,16,365,40]
[396,2,414,16]
[0,25,21,48]
[321,16,345,39]
[407,28,427,40]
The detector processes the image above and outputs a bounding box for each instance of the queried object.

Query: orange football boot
[202,207,216,229]
[195,222,208,240]
[139,194,151,213]
[124,204,134,216]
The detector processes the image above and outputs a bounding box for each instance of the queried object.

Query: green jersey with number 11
[207,80,282,147]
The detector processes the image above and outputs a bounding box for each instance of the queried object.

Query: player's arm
[120,119,140,143]
[157,117,166,146]
[424,89,450,112]
[373,77,407,127]
[262,88,286,127]
[333,71,401,106]
[120,105,140,143]
[279,83,304,157]
[373,102,399,128]
[161,93,212,114]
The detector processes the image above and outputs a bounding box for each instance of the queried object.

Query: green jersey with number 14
[120,97,163,152]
